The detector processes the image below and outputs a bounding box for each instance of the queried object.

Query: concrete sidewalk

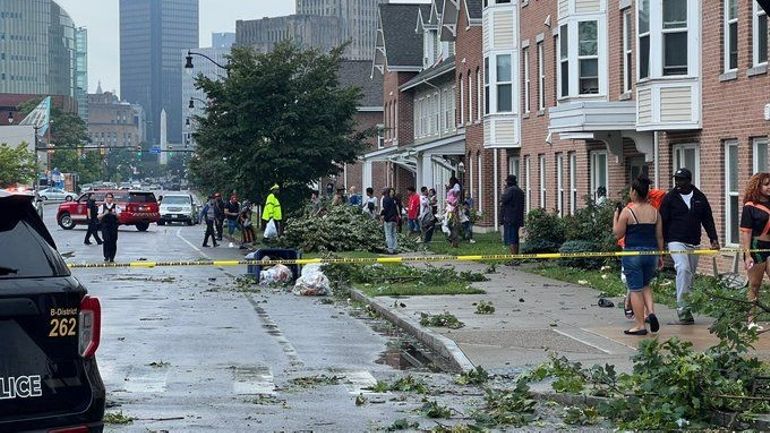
[357,261,770,374]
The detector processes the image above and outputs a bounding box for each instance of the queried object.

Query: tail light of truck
[78,296,101,358]
[49,427,90,433]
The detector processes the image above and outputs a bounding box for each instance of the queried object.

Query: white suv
[158,193,198,226]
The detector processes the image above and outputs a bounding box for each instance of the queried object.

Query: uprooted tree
[189,42,371,212]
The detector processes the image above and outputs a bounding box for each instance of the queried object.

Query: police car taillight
[78,296,101,358]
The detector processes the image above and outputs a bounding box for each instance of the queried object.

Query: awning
[407,132,465,156]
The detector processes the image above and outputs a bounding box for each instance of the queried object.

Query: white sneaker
[748,322,764,332]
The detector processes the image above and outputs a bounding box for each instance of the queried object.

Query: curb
[350,289,475,373]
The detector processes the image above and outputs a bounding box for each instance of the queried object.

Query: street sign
[150,146,161,155]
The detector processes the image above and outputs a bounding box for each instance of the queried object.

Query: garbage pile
[292,264,331,296]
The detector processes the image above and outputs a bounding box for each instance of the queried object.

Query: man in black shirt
[213,193,225,240]
[224,195,241,237]
[381,188,399,254]
[83,193,102,245]
[660,168,719,325]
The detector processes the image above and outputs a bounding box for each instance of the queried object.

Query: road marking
[552,328,613,354]
[123,369,169,394]
[175,227,211,260]
[232,366,276,395]
[342,370,378,395]
[246,295,304,368]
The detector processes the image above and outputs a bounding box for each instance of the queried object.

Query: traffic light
[136,144,142,158]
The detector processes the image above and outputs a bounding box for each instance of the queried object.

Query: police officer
[98,192,120,262]
[83,193,102,246]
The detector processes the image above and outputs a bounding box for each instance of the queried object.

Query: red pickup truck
[57,190,160,232]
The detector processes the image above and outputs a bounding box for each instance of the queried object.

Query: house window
[590,150,608,201]
[673,143,700,187]
[622,10,632,93]
[441,89,448,131]
[496,54,513,112]
[468,71,474,122]
[469,153,474,203]
[753,137,769,173]
[724,0,738,71]
[578,21,599,95]
[478,153,483,211]
[450,86,456,128]
[537,42,545,110]
[523,48,531,113]
[524,155,531,213]
[559,24,568,98]
[556,153,565,216]
[477,68,482,121]
[725,140,739,245]
[754,2,768,66]
[433,92,440,134]
[638,0,650,79]
[460,75,465,125]
[484,57,490,114]
[662,0,688,76]
[509,156,520,178]
[569,152,577,215]
[539,154,546,209]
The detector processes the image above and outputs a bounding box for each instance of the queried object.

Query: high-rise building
[296,0,388,60]
[119,0,199,145]
[236,15,341,54]
[0,0,80,99]
[212,32,235,49]
[181,46,229,147]
[75,27,88,122]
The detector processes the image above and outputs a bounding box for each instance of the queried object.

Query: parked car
[159,193,198,226]
[57,190,160,232]
[39,187,76,202]
[0,189,105,432]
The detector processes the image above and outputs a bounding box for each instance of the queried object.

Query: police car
[0,190,105,432]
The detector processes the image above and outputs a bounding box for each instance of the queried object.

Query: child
[460,198,475,244]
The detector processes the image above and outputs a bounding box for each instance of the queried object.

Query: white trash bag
[259,264,293,286]
[292,264,330,296]
[264,218,278,239]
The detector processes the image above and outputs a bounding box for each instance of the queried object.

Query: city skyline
[52,0,423,98]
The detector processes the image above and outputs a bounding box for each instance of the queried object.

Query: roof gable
[374,3,429,72]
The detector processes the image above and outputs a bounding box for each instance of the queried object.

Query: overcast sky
[55,0,424,98]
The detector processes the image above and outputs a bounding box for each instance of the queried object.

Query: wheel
[186,219,193,226]
[136,222,150,232]
[158,220,166,226]
[58,213,75,230]
[65,196,73,202]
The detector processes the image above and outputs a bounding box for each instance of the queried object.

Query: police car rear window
[129,193,157,203]
[0,216,69,279]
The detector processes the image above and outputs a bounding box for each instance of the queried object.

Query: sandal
[598,298,615,308]
[648,314,660,333]
[624,328,648,336]
[624,295,634,319]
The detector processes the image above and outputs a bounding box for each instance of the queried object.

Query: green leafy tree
[0,143,36,187]
[190,42,370,210]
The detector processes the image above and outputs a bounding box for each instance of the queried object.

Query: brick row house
[362,0,770,265]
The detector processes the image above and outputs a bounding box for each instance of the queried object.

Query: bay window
[638,0,650,79]
[662,0,688,76]
[578,21,599,94]
[559,24,568,97]
[497,54,513,112]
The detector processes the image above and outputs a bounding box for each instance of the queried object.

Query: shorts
[621,248,657,291]
[751,238,770,264]
[503,223,520,246]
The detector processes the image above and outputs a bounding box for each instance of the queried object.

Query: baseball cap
[673,168,692,180]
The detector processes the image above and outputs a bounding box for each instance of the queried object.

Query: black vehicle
[0,190,105,433]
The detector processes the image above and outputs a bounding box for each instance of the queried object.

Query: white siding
[483,12,492,51]
[493,11,514,50]
[575,0,601,14]
[484,119,492,144]
[496,119,516,144]
[637,88,652,124]
[660,87,693,122]
[558,0,570,19]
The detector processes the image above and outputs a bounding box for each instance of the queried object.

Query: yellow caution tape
[65,247,763,269]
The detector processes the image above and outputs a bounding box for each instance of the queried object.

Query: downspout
[493,148,499,231]
[653,132,660,189]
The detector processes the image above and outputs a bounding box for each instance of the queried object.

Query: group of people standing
[199,185,281,248]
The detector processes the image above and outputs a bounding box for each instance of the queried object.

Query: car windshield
[163,196,190,205]
[0,202,69,279]
[129,192,157,203]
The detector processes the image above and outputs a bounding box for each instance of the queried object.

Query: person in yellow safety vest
[262,184,283,235]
